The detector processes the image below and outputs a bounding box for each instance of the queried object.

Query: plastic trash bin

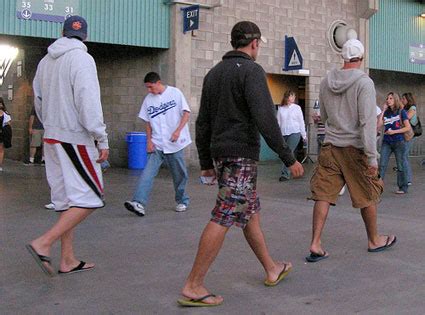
[126,132,147,170]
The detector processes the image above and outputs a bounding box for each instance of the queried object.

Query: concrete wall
[0,36,171,167]
[0,38,47,163]
[91,45,171,167]
[170,0,364,162]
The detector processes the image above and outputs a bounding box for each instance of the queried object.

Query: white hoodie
[33,37,108,149]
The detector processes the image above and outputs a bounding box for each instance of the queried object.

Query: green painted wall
[369,0,424,75]
[0,0,170,48]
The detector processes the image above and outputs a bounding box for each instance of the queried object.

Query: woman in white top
[277,90,306,181]
[0,97,12,172]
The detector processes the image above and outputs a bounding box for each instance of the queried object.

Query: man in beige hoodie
[306,39,396,263]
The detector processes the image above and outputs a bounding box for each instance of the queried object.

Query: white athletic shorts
[44,139,105,211]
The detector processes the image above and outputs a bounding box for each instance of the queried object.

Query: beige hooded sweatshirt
[319,68,378,167]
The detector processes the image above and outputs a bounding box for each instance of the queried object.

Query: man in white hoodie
[27,16,109,276]
[306,39,396,263]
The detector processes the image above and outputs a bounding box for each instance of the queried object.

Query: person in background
[0,97,12,172]
[312,101,325,154]
[25,106,45,165]
[124,72,191,217]
[401,92,418,186]
[379,92,411,194]
[277,90,306,181]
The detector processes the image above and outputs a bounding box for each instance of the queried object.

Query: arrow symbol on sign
[190,19,194,27]
[21,9,32,19]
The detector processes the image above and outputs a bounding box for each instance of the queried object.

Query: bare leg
[59,228,94,272]
[361,204,396,249]
[30,207,95,258]
[309,201,331,255]
[29,146,37,160]
[181,221,227,305]
[243,213,291,283]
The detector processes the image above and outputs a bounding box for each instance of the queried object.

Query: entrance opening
[260,74,306,161]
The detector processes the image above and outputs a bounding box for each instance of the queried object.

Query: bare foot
[309,245,327,257]
[27,241,54,275]
[30,239,51,258]
[265,261,292,284]
[368,235,396,251]
[59,260,95,273]
[181,284,223,305]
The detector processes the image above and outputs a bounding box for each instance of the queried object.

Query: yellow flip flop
[264,263,292,287]
[177,294,223,307]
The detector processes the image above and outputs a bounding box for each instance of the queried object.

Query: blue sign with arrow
[182,5,199,33]
[283,36,303,71]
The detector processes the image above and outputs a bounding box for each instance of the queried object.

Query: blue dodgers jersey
[383,109,408,143]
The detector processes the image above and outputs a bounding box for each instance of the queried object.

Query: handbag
[399,110,414,142]
[412,118,422,137]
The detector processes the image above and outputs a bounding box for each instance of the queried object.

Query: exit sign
[182,5,199,33]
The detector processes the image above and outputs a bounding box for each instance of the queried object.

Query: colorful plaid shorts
[210,157,260,229]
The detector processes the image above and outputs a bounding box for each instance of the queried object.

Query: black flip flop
[368,236,397,253]
[58,261,94,275]
[25,244,55,276]
[305,251,329,263]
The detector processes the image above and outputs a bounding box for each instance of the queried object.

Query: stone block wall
[90,45,171,167]
[182,0,362,160]
[0,38,172,168]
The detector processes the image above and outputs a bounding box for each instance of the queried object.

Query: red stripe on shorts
[77,145,104,194]
[44,138,61,144]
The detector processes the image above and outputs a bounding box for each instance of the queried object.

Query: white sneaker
[124,201,145,216]
[339,185,346,196]
[44,203,55,210]
[175,204,187,212]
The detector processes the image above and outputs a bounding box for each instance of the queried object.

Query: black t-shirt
[31,107,44,130]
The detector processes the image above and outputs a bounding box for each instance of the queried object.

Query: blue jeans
[132,149,190,206]
[281,133,301,178]
[379,141,408,192]
[404,138,414,183]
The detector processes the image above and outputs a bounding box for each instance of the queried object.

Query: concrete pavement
[1,158,425,314]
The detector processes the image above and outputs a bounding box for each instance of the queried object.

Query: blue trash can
[126,132,147,170]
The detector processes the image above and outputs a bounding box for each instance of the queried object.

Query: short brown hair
[230,21,262,49]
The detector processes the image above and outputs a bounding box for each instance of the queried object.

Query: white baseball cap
[341,39,364,61]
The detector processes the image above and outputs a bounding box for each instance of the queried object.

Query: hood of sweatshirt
[327,68,368,94]
[47,37,87,59]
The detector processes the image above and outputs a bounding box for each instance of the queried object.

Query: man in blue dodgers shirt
[125,72,191,216]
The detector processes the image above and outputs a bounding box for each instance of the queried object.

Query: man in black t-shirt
[25,106,44,165]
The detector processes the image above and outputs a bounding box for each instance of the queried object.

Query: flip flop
[264,263,292,286]
[58,261,94,275]
[305,251,329,263]
[368,236,397,253]
[25,244,55,276]
[177,294,222,307]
